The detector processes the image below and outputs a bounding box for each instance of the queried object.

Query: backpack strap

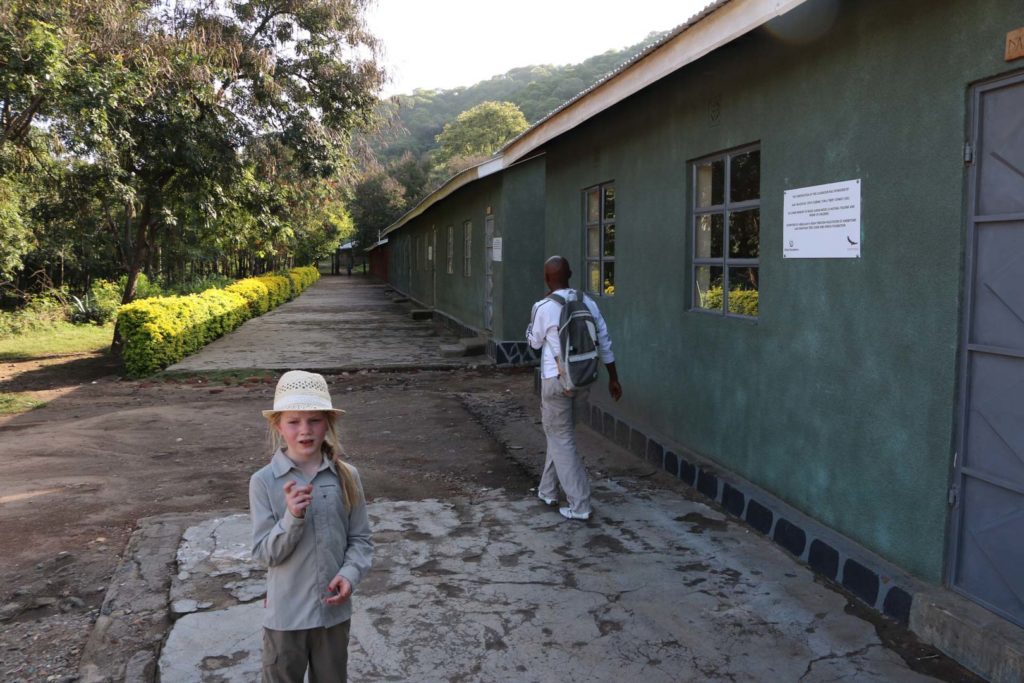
[538,293,567,379]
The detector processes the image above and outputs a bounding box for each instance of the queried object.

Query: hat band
[273,393,335,412]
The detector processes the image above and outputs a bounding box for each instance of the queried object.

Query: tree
[0,175,33,279]
[90,0,384,311]
[433,101,528,165]
[348,169,407,248]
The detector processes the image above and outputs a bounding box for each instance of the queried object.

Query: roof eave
[382,156,506,237]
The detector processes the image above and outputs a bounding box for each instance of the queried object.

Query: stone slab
[159,487,939,682]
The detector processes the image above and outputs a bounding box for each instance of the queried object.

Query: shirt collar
[270,448,336,478]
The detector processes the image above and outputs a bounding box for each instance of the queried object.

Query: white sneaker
[559,507,591,521]
[537,493,557,506]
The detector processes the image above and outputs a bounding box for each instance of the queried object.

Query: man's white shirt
[527,288,614,379]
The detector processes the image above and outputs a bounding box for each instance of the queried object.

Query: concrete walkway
[152,486,938,682]
[167,275,488,373]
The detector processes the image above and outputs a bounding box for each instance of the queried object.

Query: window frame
[582,181,616,297]
[462,220,472,277]
[690,143,760,319]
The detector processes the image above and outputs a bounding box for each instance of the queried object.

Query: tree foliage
[365,32,667,167]
[433,101,528,164]
[0,0,384,329]
[342,31,668,244]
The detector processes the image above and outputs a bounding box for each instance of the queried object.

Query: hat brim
[262,408,346,417]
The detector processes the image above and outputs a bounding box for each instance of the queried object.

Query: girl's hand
[325,576,352,605]
[283,480,313,518]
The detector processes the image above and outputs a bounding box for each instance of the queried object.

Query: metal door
[484,214,495,331]
[431,227,437,307]
[950,71,1024,628]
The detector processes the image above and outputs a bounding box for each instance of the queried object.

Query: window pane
[727,267,759,316]
[729,209,760,258]
[587,189,600,223]
[694,266,724,311]
[696,159,725,208]
[588,261,601,293]
[603,186,616,220]
[603,223,615,257]
[730,149,760,203]
[694,213,724,259]
[587,227,600,258]
[603,261,615,296]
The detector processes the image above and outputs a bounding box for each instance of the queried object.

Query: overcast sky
[365,1,715,96]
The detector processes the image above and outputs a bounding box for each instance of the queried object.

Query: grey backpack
[546,290,600,390]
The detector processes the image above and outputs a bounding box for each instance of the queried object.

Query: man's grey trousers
[538,377,592,516]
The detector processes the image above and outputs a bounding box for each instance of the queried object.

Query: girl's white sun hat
[262,370,345,417]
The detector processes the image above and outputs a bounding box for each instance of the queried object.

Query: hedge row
[117,266,320,377]
[702,287,759,317]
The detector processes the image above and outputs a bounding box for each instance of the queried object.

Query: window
[583,182,615,296]
[463,220,472,277]
[446,226,454,274]
[692,146,760,317]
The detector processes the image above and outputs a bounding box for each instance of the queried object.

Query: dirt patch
[0,358,536,682]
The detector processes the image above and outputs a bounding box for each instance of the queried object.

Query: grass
[0,322,114,361]
[0,392,46,414]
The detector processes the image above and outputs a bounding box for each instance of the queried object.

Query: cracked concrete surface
[158,482,938,682]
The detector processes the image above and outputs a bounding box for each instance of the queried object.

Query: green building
[385,154,545,364]
[386,1,1024,677]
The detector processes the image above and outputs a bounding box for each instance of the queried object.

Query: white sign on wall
[783,179,861,258]
[492,237,503,262]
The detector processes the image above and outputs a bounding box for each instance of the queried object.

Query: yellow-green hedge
[117,267,320,377]
[256,274,292,308]
[225,279,272,316]
[701,287,759,317]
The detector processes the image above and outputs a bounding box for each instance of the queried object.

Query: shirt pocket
[314,483,347,530]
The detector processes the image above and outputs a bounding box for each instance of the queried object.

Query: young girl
[249,370,372,683]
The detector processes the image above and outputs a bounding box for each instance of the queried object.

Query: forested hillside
[345,30,668,246]
[369,30,668,166]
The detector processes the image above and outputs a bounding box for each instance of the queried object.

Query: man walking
[527,255,622,521]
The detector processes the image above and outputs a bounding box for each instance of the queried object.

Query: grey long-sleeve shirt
[249,449,373,630]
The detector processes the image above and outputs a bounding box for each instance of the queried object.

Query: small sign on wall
[783,179,861,259]
[492,237,503,262]
[1007,27,1024,61]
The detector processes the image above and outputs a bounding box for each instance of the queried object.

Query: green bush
[117,291,251,377]
[255,274,292,307]
[225,279,272,316]
[702,287,759,317]
[0,290,69,337]
[166,274,234,296]
[117,273,165,300]
[117,266,319,377]
[88,279,123,324]
[290,266,319,292]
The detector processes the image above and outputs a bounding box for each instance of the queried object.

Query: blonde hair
[265,411,361,511]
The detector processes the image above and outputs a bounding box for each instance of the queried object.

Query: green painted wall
[542,0,1023,581]
[386,156,546,340]
[496,157,547,340]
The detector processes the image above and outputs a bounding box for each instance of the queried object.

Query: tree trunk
[111,200,153,353]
